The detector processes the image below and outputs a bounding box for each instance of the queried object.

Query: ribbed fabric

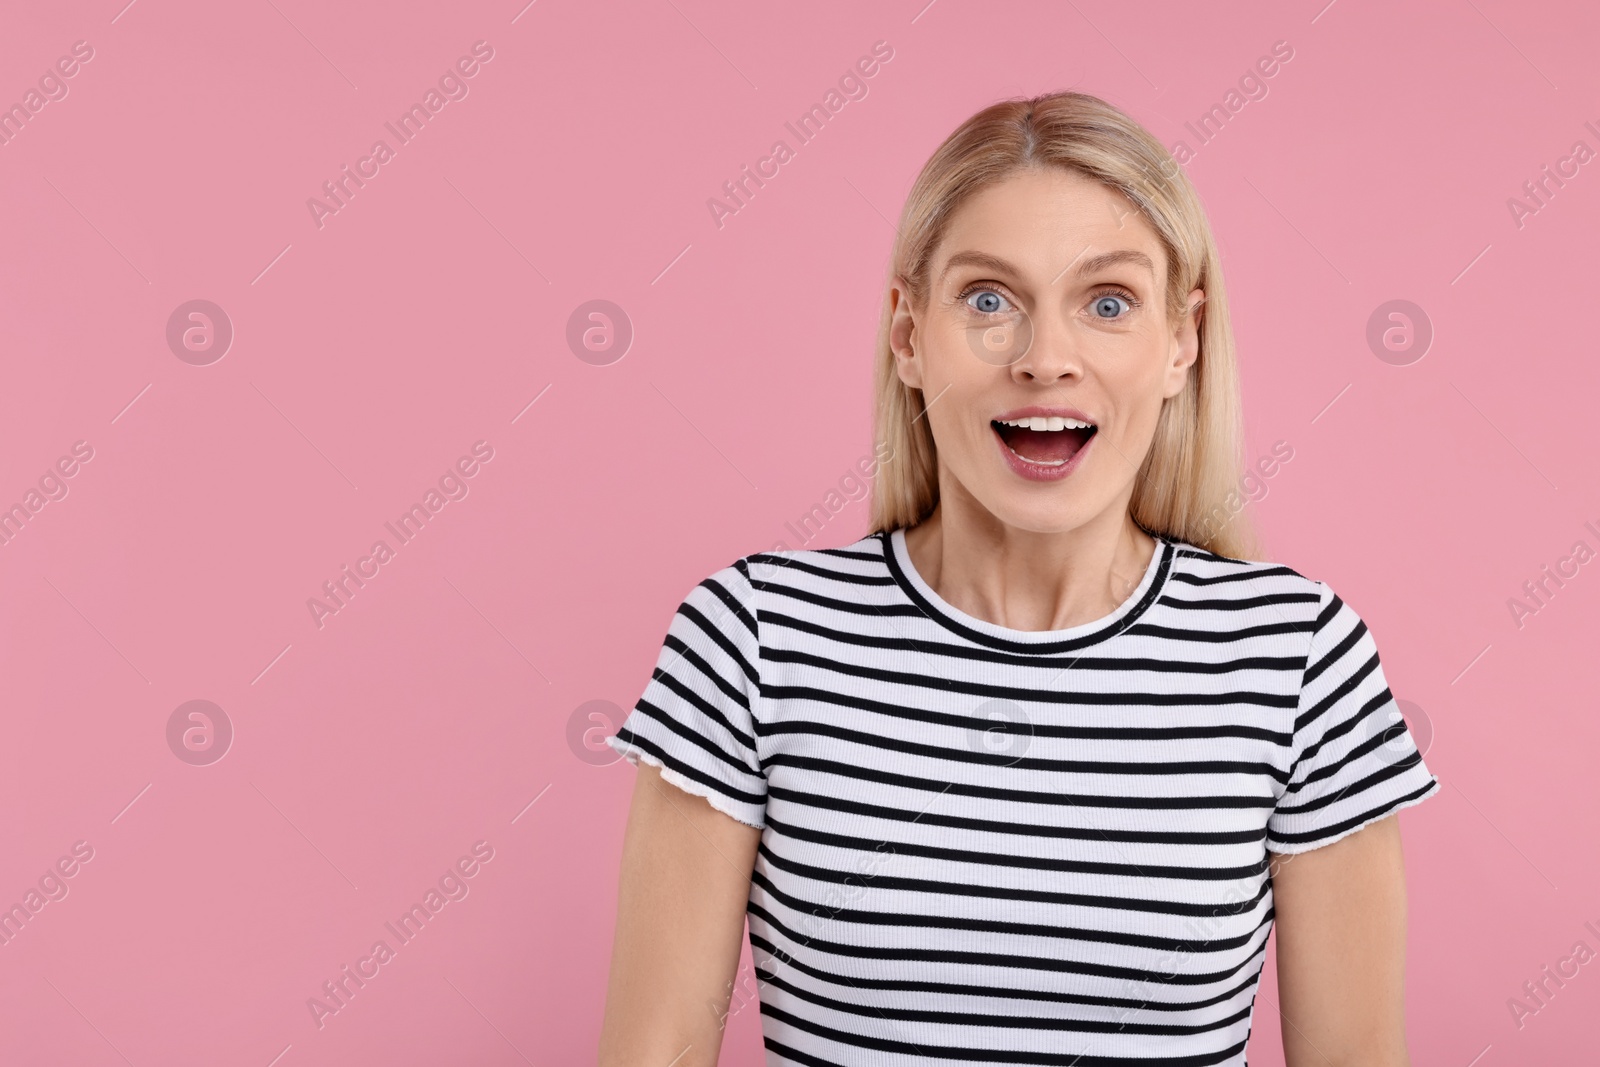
[606,529,1441,1066]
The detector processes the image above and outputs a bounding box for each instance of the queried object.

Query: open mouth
[991,415,1098,468]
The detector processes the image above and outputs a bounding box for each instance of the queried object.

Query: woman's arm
[1269,813,1412,1066]
[598,761,763,1067]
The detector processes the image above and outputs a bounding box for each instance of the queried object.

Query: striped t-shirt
[605,528,1441,1066]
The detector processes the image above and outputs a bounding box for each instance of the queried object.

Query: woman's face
[890,166,1203,536]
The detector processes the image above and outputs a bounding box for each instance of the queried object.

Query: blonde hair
[868,91,1257,560]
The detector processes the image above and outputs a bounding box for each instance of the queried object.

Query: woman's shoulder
[1163,537,1312,578]
[738,531,892,585]
[670,534,893,647]
[674,532,892,611]
[1160,538,1333,616]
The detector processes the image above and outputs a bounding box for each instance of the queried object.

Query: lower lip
[992,426,1095,483]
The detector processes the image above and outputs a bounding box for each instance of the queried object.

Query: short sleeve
[1266,582,1441,854]
[604,558,767,829]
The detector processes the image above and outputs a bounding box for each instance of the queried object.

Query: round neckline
[881,526,1174,653]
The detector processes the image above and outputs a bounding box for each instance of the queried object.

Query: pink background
[1,0,1596,1062]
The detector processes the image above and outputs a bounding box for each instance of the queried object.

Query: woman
[599,91,1439,1066]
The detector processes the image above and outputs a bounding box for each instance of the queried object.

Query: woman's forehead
[933,169,1165,283]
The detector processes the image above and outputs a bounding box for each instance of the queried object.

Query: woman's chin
[968,489,1110,537]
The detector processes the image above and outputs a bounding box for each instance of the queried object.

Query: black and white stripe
[607,529,1440,1066]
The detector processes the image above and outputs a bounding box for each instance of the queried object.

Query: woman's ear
[888,276,924,390]
[1164,287,1204,398]
[1187,289,1205,319]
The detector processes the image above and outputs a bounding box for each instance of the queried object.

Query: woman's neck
[902,493,1156,633]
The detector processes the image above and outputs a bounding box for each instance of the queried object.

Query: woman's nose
[1009,311,1082,383]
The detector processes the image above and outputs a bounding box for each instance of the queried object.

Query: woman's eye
[1092,294,1130,319]
[966,289,1010,315]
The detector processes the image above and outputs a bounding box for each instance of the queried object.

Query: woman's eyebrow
[1072,248,1155,279]
[1050,246,1157,285]
[939,248,1155,283]
[938,250,1019,280]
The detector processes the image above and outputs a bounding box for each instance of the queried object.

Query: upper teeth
[998,416,1093,431]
